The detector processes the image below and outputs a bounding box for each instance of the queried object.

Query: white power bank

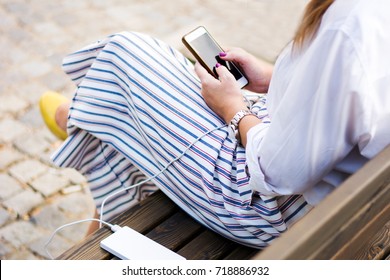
[100,226,186,260]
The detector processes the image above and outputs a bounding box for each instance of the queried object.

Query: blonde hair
[294,0,335,48]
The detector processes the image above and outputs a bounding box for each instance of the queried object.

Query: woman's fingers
[219,47,247,63]
[195,61,236,88]
[194,61,209,79]
[215,63,235,83]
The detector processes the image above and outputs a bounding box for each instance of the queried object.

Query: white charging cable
[45,90,262,259]
[97,91,264,224]
[44,218,121,259]
[98,123,228,226]
[45,123,228,259]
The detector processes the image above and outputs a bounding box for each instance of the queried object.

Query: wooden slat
[253,145,390,260]
[223,245,258,260]
[57,191,177,259]
[354,221,390,260]
[109,191,178,233]
[145,211,204,251]
[177,230,238,260]
[56,228,113,260]
[59,146,390,260]
[332,197,390,259]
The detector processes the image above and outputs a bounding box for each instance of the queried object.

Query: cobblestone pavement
[0,0,308,260]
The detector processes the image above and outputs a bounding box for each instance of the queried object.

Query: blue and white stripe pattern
[52,31,312,248]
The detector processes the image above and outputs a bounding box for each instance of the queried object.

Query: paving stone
[0,172,24,200]
[20,59,53,79]
[44,52,67,69]
[0,242,13,259]
[39,148,59,166]
[6,26,34,47]
[41,71,71,92]
[0,147,24,171]
[30,169,70,197]
[31,196,92,243]
[0,55,5,72]
[4,247,41,260]
[18,107,45,128]
[57,218,90,244]
[50,11,78,27]
[14,132,52,157]
[0,118,30,143]
[0,95,29,116]
[0,221,44,248]
[0,67,29,91]
[60,0,90,10]
[56,191,94,218]
[31,203,71,232]
[0,36,13,64]
[3,1,30,17]
[19,39,54,62]
[14,80,51,106]
[2,189,44,216]
[29,232,74,259]
[32,21,64,37]
[60,168,87,185]
[8,159,47,182]
[17,8,45,27]
[0,208,11,227]
[0,6,18,32]
[56,191,95,242]
[40,126,60,142]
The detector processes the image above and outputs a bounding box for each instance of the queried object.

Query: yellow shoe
[39,91,68,140]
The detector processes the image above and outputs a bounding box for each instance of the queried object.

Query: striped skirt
[52,31,312,248]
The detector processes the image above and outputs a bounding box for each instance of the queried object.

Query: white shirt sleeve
[246,28,371,197]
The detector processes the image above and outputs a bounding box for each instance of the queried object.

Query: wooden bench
[58,144,390,260]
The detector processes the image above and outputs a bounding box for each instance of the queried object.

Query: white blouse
[246,0,390,205]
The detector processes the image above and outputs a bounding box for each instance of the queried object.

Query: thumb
[215,63,235,83]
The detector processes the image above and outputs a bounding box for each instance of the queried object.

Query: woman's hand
[219,47,273,93]
[195,62,247,124]
[195,61,264,147]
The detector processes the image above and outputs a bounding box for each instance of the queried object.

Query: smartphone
[182,26,248,88]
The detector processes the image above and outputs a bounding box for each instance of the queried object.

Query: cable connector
[110,224,122,232]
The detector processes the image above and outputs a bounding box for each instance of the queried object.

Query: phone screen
[189,32,244,81]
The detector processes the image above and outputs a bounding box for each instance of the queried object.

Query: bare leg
[55,101,71,131]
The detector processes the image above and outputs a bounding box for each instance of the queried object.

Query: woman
[40,0,390,248]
